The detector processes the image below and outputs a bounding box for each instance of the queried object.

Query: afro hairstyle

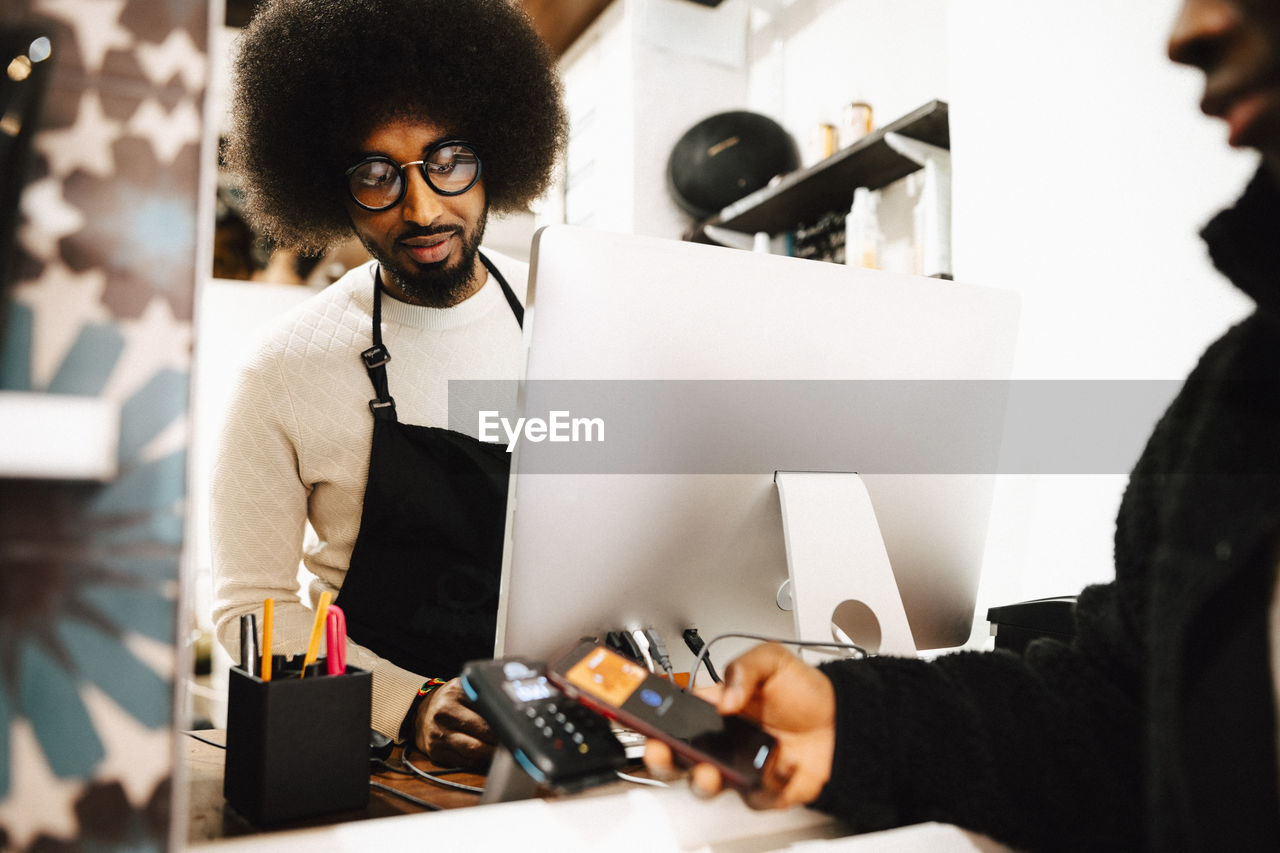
[225,0,567,253]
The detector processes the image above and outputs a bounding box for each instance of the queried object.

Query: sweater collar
[362,256,506,332]
[1201,166,1280,321]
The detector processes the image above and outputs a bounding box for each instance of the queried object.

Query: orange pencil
[261,599,274,681]
[300,591,332,678]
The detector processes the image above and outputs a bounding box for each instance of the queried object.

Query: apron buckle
[368,397,397,415]
[361,344,391,369]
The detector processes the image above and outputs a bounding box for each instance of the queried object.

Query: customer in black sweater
[647,2,1280,850]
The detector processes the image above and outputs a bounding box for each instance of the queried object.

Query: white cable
[616,770,668,788]
[630,627,657,673]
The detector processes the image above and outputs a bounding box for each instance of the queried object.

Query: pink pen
[325,604,347,675]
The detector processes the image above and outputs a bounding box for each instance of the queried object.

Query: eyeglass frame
[343,139,483,211]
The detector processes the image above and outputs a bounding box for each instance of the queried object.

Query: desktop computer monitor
[488,225,1019,677]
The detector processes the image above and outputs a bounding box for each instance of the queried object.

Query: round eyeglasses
[344,140,482,211]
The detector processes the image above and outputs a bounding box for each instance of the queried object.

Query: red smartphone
[548,638,776,790]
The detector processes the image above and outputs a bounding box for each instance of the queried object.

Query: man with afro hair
[210,0,567,767]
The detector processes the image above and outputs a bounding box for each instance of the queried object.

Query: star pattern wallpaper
[0,0,208,849]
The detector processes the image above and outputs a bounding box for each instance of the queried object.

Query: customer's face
[1169,0,1280,171]
[345,118,488,308]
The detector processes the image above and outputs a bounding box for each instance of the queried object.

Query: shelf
[699,99,949,238]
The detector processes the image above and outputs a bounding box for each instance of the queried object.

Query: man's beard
[363,212,488,307]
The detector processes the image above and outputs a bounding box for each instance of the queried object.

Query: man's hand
[643,643,837,810]
[411,677,496,768]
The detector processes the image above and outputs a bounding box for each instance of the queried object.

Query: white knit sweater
[210,251,527,739]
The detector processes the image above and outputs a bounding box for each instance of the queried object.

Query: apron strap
[362,253,523,421]
[362,268,397,421]
[480,252,524,329]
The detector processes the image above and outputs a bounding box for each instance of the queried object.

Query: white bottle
[845,187,883,270]
[884,133,952,279]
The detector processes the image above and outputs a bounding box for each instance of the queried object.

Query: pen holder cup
[224,661,372,824]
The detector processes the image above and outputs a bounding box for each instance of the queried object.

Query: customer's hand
[644,643,836,810]
[412,677,496,768]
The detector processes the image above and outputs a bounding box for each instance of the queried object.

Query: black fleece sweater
[811,167,1280,852]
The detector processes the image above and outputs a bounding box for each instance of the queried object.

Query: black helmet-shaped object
[666,111,799,220]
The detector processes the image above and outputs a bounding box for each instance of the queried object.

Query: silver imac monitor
[489,225,1019,676]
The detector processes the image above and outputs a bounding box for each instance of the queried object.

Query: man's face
[1169,0,1280,169]
[345,118,488,307]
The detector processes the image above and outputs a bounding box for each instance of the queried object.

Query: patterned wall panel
[0,0,208,850]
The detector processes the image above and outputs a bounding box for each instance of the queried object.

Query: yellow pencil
[301,591,331,678]
[261,599,274,682]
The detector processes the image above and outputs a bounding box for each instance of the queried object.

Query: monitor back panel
[495,225,1020,671]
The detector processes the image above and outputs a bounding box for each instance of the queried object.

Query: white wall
[744,0,950,160]
[633,0,753,236]
[948,0,1258,621]
[552,0,750,237]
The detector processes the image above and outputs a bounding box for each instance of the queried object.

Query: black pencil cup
[224,660,372,824]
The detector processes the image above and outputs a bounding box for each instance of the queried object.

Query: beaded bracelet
[400,677,449,740]
[418,677,448,698]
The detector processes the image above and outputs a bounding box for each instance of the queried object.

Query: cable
[184,729,465,808]
[642,628,676,681]
[370,758,414,776]
[400,750,486,794]
[369,780,443,811]
[688,632,868,690]
[630,628,657,673]
[615,770,668,788]
[184,731,227,750]
[607,630,645,663]
[682,629,721,684]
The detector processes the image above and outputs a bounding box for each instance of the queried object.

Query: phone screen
[555,642,775,788]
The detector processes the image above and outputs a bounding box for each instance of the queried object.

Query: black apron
[336,253,522,678]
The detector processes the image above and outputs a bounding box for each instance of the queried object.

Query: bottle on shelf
[838,101,873,149]
[844,186,884,270]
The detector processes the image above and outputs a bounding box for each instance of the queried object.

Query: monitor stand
[775,472,917,660]
[480,747,626,804]
[480,746,541,804]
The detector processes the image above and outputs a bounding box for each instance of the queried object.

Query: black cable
[682,629,721,684]
[184,729,465,809]
[400,750,486,795]
[607,630,645,663]
[184,731,227,750]
[370,758,414,775]
[369,780,443,811]
[689,632,868,690]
